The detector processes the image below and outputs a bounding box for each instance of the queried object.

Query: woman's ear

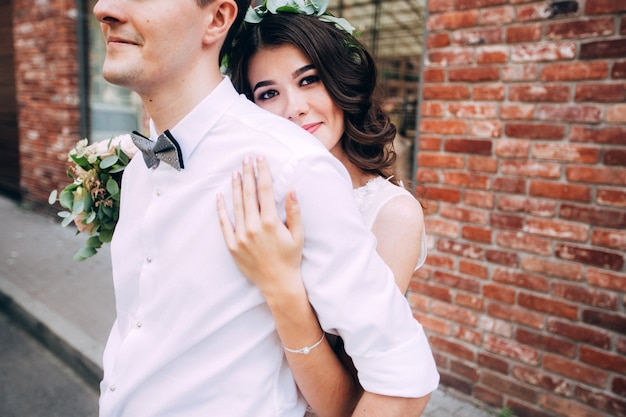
[202,0,238,46]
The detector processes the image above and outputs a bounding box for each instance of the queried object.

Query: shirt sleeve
[289,154,440,397]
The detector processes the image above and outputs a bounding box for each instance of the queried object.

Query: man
[94,0,438,416]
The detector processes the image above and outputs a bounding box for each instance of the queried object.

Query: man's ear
[202,0,238,45]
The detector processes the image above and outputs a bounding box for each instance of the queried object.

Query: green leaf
[86,211,96,224]
[108,166,125,174]
[59,189,75,209]
[106,178,120,196]
[72,199,85,215]
[48,190,58,205]
[58,211,71,218]
[99,228,114,243]
[86,236,103,248]
[61,213,77,227]
[73,246,97,261]
[100,155,119,169]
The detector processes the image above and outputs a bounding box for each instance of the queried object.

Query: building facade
[2,1,625,416]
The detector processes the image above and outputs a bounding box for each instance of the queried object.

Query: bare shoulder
[374,193,424,232]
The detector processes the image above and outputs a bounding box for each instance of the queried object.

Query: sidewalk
[0,194,494,417]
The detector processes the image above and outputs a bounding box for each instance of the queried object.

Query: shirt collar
[148,77,240,164]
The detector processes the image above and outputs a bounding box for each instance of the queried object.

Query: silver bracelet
[283,333,325,355]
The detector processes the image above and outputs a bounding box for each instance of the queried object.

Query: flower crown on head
[245,0,357,36]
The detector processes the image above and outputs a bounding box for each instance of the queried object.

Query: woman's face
[247,44,345,156]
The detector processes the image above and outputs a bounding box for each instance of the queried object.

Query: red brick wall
[414,0,626,416]
[13,0,81,211]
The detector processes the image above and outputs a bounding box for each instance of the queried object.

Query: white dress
[304,177,428,416]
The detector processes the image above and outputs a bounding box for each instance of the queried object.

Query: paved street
[0,310,98,417]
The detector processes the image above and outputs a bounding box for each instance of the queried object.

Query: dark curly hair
[227,12,399,184]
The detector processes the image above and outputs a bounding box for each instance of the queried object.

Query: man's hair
[228,13,399,183]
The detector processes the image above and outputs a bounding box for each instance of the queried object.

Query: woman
[218,3,432,416]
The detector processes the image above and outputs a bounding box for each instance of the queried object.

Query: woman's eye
[256,90,278,101]
[301,75,320,86]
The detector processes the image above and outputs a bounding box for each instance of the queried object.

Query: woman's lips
[302,122,322,135]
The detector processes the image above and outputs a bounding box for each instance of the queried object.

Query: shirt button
[110,385,116,392]
[146,257,152,263]
[156,189,162,196]
[136,321,143,328]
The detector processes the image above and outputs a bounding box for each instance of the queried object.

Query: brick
[501,160,561,178]
[585,0,626,14]
[516,328,575,357]
[580,39,626,59]
[414,313,452,335]
[540,393,605,417]
[462,225,491,243]
[618,338,626,355]
[597,188,626,208]
[421,102,444,118]
[529,180,591,202]
[555,243,624,270]
[553,282,618,310]
[474,386,504,409]
[592,228,626,251]
[613,60,626,79]
[566,165,626,186]
[429,335,476,361]
[570,125,626,144]
[467,157,498,174]
[487,302,544,329]
[505,123,565,139]
[486,250,518,267]
[507,401,554,417]
[483,283,515,303]
[469,121,502,138]
[524,217,589,242]
[502,64,538,81]
[439,372,473,395]
[506,24,542,43]
[580,346,626,372]
[560,203,626,228]
[451,359,479,382]
[459,259,490,279]
[497,196,557,217]
[493,177,526,194]
[447,103,498,119]
[512,42,576,63]
[451,27,503,46]
[496,231,553,255]
[483,372,539,403]
[484,336,540,366]
[411,280,453,303]
[478,352,509,374]
[418,152,465,168]
[541,62,609,81]
[512,366,571,396]
[543,354,608,387]
[493,268,548,292]
[456,293,484,311]
[425,218,459,238]
[440,204,490,224]
[605,148,626,166]
[422,68,445,82]
[575,83,626,102]
[546,17,614,40]
[537,104,602,123]
[500,104,535,120]
[433,270,481,293]
[456,326,483,345]
[587,268,626,292]
[607,104,626,122]
[519,292,578,320]
[473,84,505,100]
[427,49,474,66]
[437,238,484,259]
[480,5,514,25]
[613,377,626,397]
[448,67,500,82]
[427,10,479,31]
[420,119,467,135]
[491,213,524,230]
[517,2,552,21]
[456,0,506,9]
[582,309,626,335]
[417,135,442,150]
[495,139,530,158]
[422,85,471,100]
[521,257,583,281]
[575,386,626,417]
[509,84,570,102]
[532,143,600,163]
[426,32,450,48]
[476,47,508,64]
[547,318,611,349]
[428,0,454,13]
[444,138,492,154]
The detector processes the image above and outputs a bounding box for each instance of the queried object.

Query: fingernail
[243,155,250,165]
[257,154,265,162]
[289,190,297,201]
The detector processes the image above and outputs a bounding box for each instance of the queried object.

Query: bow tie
[130,130,185,171]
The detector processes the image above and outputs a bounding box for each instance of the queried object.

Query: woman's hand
[217,155,305,298]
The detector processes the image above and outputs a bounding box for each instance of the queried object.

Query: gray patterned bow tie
[130,130,185,171]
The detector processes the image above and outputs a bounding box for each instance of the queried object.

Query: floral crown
[245,0,357,36]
